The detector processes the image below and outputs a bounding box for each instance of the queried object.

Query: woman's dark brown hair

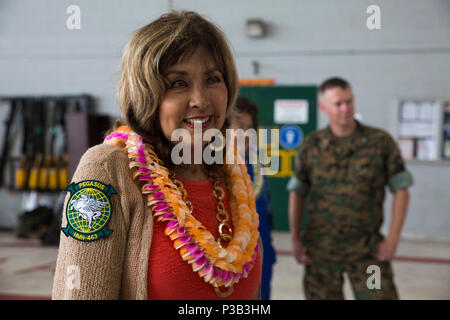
[232,96,259,130]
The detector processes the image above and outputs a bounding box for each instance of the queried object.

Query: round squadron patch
[62,180,117,242]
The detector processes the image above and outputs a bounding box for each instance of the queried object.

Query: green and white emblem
[62,180,117,242]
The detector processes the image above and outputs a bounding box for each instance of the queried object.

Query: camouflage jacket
[287,121,413,262]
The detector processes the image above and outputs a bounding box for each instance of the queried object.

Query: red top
[147,176,262,300]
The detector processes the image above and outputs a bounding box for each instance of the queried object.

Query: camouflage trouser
[304,257,398,300]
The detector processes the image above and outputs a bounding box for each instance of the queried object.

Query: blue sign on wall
[280,125,303,150]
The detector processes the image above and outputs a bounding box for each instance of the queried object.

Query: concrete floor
[0,231,449,300]
[271,232,450,300]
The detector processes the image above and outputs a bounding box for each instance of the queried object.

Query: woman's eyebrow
[164,68,220,76]
[164,70,188,76]
[205,68,220,74]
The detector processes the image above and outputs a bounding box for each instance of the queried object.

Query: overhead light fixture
[246,19,266,38]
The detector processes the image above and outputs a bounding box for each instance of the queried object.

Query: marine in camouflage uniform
[287,120,413,299]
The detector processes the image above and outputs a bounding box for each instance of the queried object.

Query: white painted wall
[0,0,449,239]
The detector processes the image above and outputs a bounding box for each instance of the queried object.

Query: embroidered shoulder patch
[62,180,117,242]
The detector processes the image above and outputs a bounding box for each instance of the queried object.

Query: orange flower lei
[104,126,260,290]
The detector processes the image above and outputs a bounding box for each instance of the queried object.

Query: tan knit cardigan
[52,144,262,300]
[52,144,153,299]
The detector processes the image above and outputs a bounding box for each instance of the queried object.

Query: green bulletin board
[239,86,317,231]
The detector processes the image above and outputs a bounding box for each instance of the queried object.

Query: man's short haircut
[318,77,351,97]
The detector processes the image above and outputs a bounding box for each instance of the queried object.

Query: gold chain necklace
[172,174,234,298]
[105,126,260,297]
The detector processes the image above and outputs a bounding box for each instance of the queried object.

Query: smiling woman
[159,47,228,150]
[117,11,238,174]
[52,11,262,300]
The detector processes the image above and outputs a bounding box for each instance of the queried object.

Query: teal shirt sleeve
[388,170,413,193]
[286,176,309,196]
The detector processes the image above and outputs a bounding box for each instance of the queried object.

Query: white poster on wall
[274,99,309,124]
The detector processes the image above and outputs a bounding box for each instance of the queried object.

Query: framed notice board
[239,86,317,231]
[395,99,450,162]
[442,102,450,159]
